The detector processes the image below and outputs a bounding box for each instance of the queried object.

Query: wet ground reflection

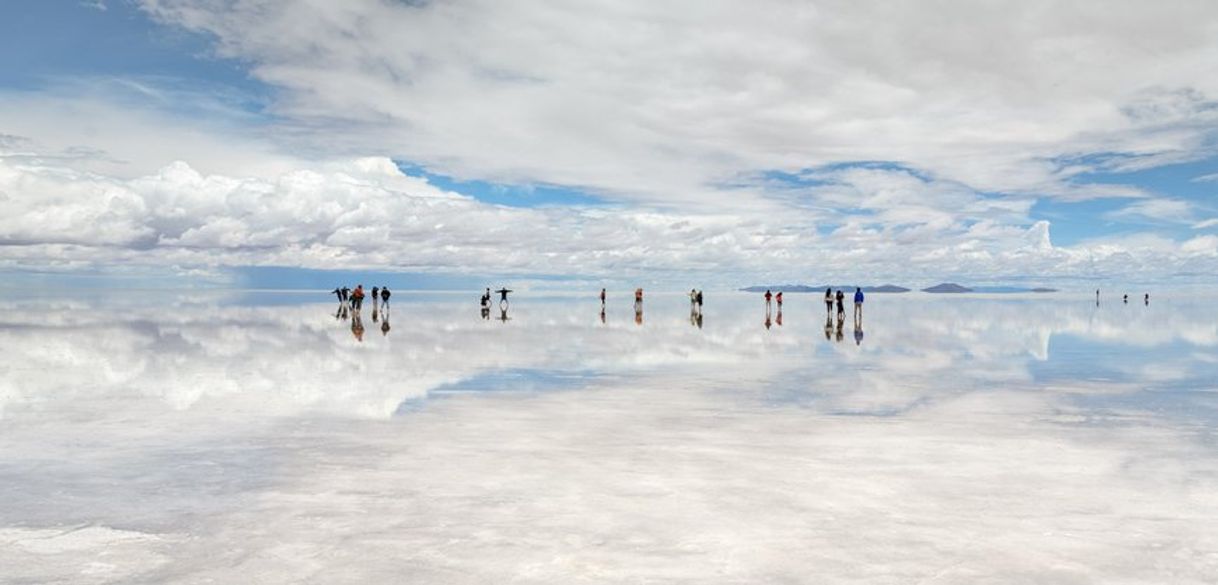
[1,291,1216,583]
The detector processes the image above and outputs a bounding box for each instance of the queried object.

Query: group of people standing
[331,284,392,341]
[333,284,391,310]
[822,287,864,325]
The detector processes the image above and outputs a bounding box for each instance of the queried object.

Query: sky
[1,0,1216,289]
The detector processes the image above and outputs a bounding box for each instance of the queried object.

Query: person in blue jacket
[853,287,865,326]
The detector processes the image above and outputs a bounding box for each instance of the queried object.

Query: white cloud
[3,153,1218,284]
[137,0,1218,202]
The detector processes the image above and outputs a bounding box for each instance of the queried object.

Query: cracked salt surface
[1,290,1217,583]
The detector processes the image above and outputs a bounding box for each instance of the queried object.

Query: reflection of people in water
[499,307,510,322]
[380,307,391,336]
[765,311,772,330]
[694,311,703,329]
[351,311,365,342]
[824,316,833,341]
[775,308,783,327]
[481,307,491,320]
[600,308,606,324]
[835,318,844,342]
[371,307,379,323]
[854,325,864,346]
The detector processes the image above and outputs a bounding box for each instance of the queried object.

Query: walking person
[824,287,834,319]
[853,287,864,326]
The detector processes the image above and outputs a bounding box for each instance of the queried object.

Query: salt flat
[1,291,1216,584]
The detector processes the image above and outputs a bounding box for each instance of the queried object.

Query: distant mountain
[864,284,910,293]
[922,283,973,293]
[1030,288,1058,293]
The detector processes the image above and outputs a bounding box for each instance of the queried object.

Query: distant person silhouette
[600,288,606,306]
[1145,293,1150,305]
[380,287,390,305]
[696,289,703,308]
[1096,289,1100,306]
[341,286,350,302]
[824,287,834,318]
[853,287,865,325]
[776,291,783,308]
[496,287,512,309]
[351,285,366,311]
[371,286,379,308]
[1123,294,1128,304]
[835,290,845,321]
[481,288,491,309]
[332,288,343,302]
[764,289,773,309]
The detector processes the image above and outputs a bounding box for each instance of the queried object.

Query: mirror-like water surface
[2,291,1217,583]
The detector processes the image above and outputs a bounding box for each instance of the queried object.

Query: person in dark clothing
[332,288,343,302]
[824,287,834,319]
[853,287,865,325]
[835,289,845,321]
[380,287,391,305]
[341,287,350,302]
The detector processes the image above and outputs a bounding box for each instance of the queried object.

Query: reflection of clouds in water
[2,293,1218,582]
[2,294,1218,419]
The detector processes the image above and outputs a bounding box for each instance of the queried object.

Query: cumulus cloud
[137,0,1218,201]
[3,1,1218,283]
[3,152,1217,284]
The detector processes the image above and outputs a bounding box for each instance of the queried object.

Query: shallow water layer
[1,290,1217,584]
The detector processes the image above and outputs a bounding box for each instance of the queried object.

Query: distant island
[922,283,973,293]
[739,284,910,293]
